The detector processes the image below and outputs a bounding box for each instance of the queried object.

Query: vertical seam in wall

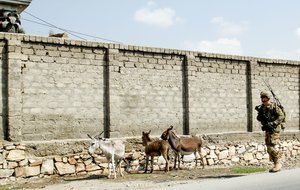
[2,40,9,140]
[182,55,189,135]
[103,48,110,138]
[20,41,25,138]
[246,61,253,132]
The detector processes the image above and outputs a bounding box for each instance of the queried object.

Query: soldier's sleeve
[273,104,285,125]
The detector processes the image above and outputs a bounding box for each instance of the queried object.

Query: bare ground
[2,167,243,190]
[3,158,300,190]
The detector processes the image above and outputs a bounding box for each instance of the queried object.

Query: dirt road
[0,166,267,190]
[3,160,300,190]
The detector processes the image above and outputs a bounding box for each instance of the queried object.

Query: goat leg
[150,156,154,173]
[144,155,149,173]
[107,162,111,179]
[178,154,182,169]
[173,152,177,169]
[194,152,198,168]
[112,154,116,179]
[118,160,124,177]
[162,154,169,172]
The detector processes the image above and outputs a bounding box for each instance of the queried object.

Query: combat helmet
[260,91,271,99]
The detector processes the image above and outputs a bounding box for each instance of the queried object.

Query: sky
[20,0,300,61]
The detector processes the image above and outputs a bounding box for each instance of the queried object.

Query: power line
[21,18,83,38]
[22,11,122,44]
[23,11,86,40]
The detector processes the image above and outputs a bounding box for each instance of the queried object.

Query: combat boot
[269,160,282,173]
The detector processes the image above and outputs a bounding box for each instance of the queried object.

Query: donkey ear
[98,131,104,136]
[87,134,92,139]
[95,131,104,139]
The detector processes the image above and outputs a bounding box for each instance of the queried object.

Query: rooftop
[0,0,32,13]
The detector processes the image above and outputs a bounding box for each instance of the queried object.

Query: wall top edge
[1,32,299,65]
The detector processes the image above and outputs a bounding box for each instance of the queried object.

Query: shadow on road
[63,174,108,182]
[195,174,245,179]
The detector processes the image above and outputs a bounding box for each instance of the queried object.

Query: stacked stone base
[0,138,299,183]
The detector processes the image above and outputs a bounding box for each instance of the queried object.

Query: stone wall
[0,135,299,181]
[0,33,299,142]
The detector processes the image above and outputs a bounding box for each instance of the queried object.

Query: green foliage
[231,166,267,174]
[0,186,16,190]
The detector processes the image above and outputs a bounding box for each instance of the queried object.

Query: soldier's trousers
[265,131,281,162]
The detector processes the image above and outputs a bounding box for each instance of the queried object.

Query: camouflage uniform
[256,91,285,172]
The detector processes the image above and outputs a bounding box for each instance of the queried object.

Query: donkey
[161,125,205,169]
[142,130,170,173]
[87,132,125,179]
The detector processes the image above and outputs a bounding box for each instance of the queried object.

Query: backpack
[277,104,286,130]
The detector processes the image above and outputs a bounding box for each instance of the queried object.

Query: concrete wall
[0,33,299,141]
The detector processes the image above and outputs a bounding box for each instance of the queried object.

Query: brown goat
[142,130,170,173]
[161,125,205,169]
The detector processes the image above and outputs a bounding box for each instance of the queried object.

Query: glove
[267,122,275,128]
[267,122,276,133]
[281,123,286,130]
[255,105,260,111]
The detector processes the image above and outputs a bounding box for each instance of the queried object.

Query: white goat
[87,133,125,179]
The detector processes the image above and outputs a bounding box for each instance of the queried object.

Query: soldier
[256,91,285,172]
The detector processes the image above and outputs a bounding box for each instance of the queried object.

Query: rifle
[255,105,275,133]
[263,79,282,107]
[262,79,286,130]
